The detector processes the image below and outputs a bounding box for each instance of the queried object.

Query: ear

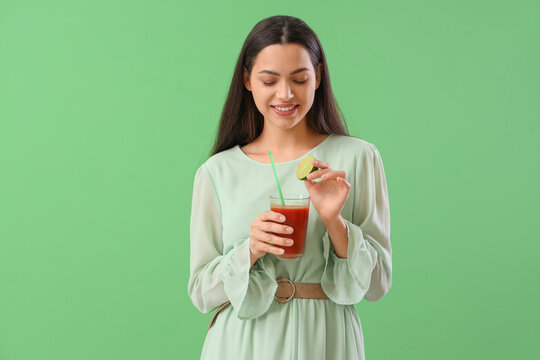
[243,67,252,91]
[315,63,322,90]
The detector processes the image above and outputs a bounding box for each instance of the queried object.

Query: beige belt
[208,278,329,332]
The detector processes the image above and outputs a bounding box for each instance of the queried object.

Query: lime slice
[296,156,318,180]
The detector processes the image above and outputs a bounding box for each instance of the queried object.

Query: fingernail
[280,216,285,221]
[279,249,285,254]
[288,240,294,246]
[287,227,293,233]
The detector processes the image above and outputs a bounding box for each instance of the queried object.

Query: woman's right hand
[250,210,294,260]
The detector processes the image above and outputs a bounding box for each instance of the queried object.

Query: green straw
[268,150,285,206]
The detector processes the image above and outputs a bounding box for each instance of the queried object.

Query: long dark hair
[212,15,348,155]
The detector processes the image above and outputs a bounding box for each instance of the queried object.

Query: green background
[1,0,538,359]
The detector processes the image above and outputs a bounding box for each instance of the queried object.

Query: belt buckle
[275,278,296,303]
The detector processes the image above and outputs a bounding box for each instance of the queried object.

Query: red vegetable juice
[270,205,310,259]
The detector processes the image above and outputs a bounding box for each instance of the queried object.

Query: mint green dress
[188,135,392,360]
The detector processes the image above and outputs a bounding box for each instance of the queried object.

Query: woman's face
[244,43,321,131]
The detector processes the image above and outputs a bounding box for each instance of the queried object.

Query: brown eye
[263,81,276,86]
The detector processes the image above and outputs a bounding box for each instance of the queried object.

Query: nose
[276,80,293,101]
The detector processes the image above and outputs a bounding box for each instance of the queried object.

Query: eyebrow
[257,67,310,76]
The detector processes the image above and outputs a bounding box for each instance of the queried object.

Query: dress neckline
[235,134,333,165]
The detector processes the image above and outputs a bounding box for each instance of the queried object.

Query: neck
[244,118,327,163]
[257,119,316,151]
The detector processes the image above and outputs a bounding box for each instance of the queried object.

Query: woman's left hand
[303,159,351,222]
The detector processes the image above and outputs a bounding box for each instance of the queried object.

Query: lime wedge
[296,156,318,180]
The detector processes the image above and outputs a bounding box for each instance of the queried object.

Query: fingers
[250,229,293,256]
[250,210,294,258]
[251,239,286,256]
[257,210,286,223]
[313,159,330,169]
[321,170,346,181]
[251,229,293,247]
[303,159,347,182]
[255,221,293,235]
[307,169,347,182]
[306,168,332,181]
[337,176,351,189]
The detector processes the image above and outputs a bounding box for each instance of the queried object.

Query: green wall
[1,0,538,359]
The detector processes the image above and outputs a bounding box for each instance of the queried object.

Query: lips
[271,104,299,116]
[271,104,298,111]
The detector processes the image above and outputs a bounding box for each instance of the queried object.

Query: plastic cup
[269,195,310,259]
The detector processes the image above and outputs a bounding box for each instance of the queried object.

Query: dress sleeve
[187,164,278,319]
[321,143,392,305]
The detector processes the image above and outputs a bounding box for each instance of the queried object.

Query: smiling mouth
[271,105,299,111]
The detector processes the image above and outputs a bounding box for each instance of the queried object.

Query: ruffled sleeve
[321,143,392,304]
[187,164,278,319]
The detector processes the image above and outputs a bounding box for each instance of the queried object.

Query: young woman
[188,15,392,359]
